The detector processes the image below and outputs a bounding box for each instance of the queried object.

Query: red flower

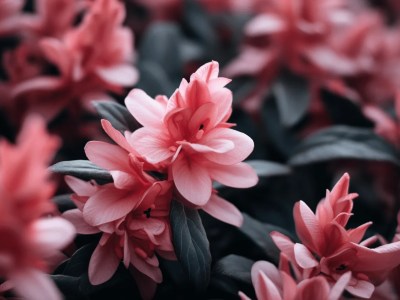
[126,61,257,225]
[0,116,75,300]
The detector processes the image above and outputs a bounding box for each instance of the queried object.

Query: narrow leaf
[239,213,291,264]
[93,101,140,133]
[246,160,291,177]
[273,71,310,127]
[50,160,113,182]
[170,200,211,291]
[289,126,400,166]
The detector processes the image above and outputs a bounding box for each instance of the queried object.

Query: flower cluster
[243,173,400,299]
[63,61,257,298]
[0,116,75,300]
[1,0,137,126]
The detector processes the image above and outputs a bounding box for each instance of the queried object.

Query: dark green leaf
[213,255,253,284]
[52,194,76,213]
[239,213,291,264]
[289,126,400,166]
[93,101,140,133]
[170,200,211,291]
[320,89,374,128]
[273,71,310,127]
[246,160,291,177]
[50,160,113,182]
[210,255,254,298]
[139,22,183,80]
[136,61,175,97]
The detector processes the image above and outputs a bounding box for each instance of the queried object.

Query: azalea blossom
[4,0,138,123]
[224,0,353,111]
[63,119,175,300]
[125,61,257,225]
[239,257,350,300]
[271,173,400,298]
[0,116,75,300]
[0,0,25,37]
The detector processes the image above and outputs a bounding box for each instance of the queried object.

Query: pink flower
[0,0,24,37]
[271,173,400,298]
[239,258,350,300]
[6,0,138,123]
[63,119,175,299]
[0,116,75,300]
[126,61,257,225]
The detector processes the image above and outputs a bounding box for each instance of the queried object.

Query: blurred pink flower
[271,173,400,298]
[239,259,350,300]
[63,119,175,299]
[126,61,257,224]
[225,0,353,110]
[5,0,138,123]
[0,116,75,300]
[0,0,24,37]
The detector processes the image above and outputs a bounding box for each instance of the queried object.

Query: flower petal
[63,209,99,235]
[202,194,243,227]
[172,156,212,206]
[125,89,165,128]
[294,243,318,269]
[96,64,138,87]
[11,269,62,300]
[89,242,121,285]
[208,162,258,188]
[83,187,135,226]
[33,217,75,251]
[85,141,130,172]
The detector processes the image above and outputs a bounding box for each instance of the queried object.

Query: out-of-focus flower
[4,0,138,124]
[63,119,175,300]
[225,0,353,110]
[126,61,257,224]
[271,173,400,298]
[0,116,75,300]
[239,258,350,300]
[0,0,25,37]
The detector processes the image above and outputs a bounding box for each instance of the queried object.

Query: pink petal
[128,127,172,164]
[85,141,130,172]
[297,277,330,299]
[11,269,62,300]
[246,14,286,36]
[348,222,372,244]
[190,61,219,82]
[251,261,281,290]
[125,89,165,128]
[83,188,135,226]
[203,128,254,165]
[329,272,351,300]
[62,209,99,234]
[172,155,212,206]
[208,162,258,188]
[40,38,70,76]
[130,248,162,283]
[293,201,323,254]
[345,280,374,299]
[89,242,121,285]
[329,173,350,206]
[202,194,243,227]
[238,291,252,300]
[96,64,138,87]
[255,270,282,300]
[101,119,135,153]
[294,243,318,269]
[182,139,234,154]
[33,217,75,251]
[65,176,97,197]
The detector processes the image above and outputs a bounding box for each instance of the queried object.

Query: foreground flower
[0,116,75,300]
[126,61,258,219]
[271,173,400,298]
[239,258,350,300]
[63,120,175,300]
